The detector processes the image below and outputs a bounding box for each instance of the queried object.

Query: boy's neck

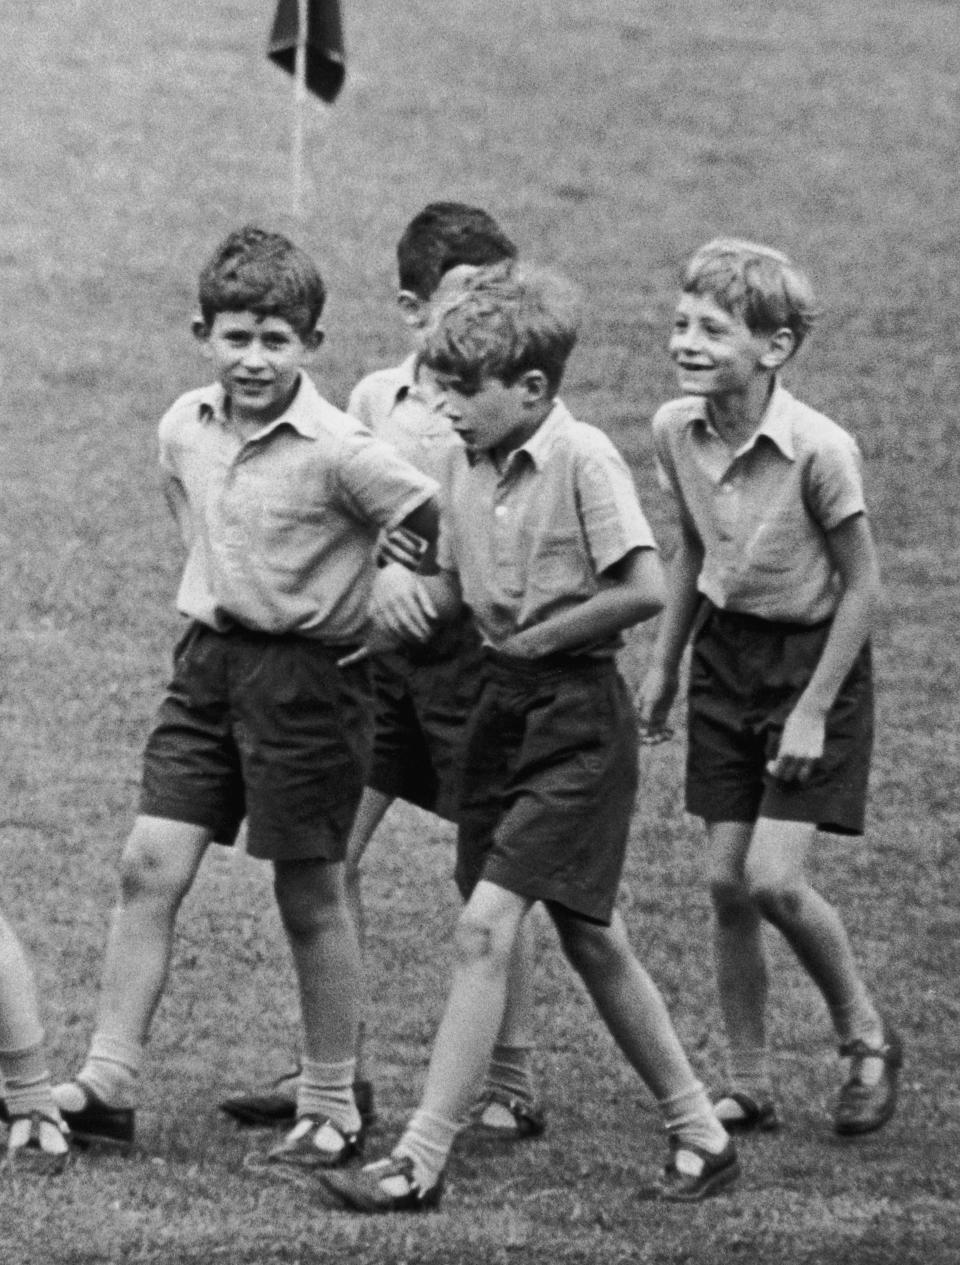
[226,374,302,439]
[706,375,776,448]
[490,403,554,468]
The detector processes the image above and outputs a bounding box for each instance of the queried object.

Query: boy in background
[638,238,901,1136]
[222,203,546,1140]
[317,263,739,1212]
[53,226,437,1170]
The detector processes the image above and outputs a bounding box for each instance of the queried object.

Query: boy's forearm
[796,582,877,714]
[648,532,703,676]
[419,571,462,624]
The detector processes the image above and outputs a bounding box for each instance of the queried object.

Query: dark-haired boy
[53,226,438,1168]
[638,238,900,1136]
[318,263,738,1212]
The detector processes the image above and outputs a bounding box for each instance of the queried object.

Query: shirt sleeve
[336,432,438,530]
[803,434,866,531]
[575,434,658,575]
[650,405,681,497]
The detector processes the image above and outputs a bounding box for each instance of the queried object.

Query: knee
[555,917,620,975]
[745,869,804,926]
[274,863,346,940]
[117,835,187,907]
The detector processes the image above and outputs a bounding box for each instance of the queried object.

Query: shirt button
[495,505,509,518]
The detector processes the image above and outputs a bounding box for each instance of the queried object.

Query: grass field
[1,1,958,1261]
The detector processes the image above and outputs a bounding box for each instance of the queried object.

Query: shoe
[318,1155,444,1213]
[834,1022,903,1136]
[219,1073,375,1129]
[53,1083,134,1150]
[472,1090,546,1139]
[713,1089,781,1134]
[5,1112,71,1175]
[265,1114,365,1170]
[639,1138,740,1202]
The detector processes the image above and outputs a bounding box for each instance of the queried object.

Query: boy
[637,238,901,1136]
[221,203,546,1140]
[316,264,739,1212]
[53,226,438,1169]
[0,911,70,1172]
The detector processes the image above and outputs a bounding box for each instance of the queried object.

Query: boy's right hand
[369,562,438,643]
[636,665,678,744]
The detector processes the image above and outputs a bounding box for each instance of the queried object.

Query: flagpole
[291,0,308,219]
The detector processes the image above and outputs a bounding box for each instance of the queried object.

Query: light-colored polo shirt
[436,399,657,654]
[158,373,437,641]
[348,355,462,486]
[651,383,866,624]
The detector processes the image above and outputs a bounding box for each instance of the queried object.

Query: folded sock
[297,1057,361,1135]
[394,1109,460,1192]
[0,1042,61,1122]
[56,1031,143,1111]
[483,1043,536,1105]
[658,1081,729,1156]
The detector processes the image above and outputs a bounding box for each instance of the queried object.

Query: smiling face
[195,310,320,426]
[668,292,782,402]
[431,369,548,456]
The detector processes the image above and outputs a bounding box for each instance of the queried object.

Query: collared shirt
[651,382,866,624]
[158,373,437,640]
[348,355,462,486]
[436,400,657,653]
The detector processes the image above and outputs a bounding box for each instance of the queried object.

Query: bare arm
[767,511,881,782]
[161,471,193,551]
[496,547,665,660]
[636,512,704,735]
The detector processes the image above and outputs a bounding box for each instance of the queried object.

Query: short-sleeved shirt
[651,383,866,625]
[347,355,462,486]
[158,373,437,642]
[437,400,657,655]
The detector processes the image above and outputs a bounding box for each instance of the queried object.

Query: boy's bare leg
[272,857,362,1140]
[0,911,70,1164]
[344,788,394,1086]
[707,821,772,1106]
[744,818,883,1051]
[551,908,728,1155]
[57,816,210,1112]
[480,913,542,1130]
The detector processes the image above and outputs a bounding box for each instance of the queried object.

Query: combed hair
[396,202,517,300]
[682,237,818,348]
[421,261,581,395]
[198,225,326,338]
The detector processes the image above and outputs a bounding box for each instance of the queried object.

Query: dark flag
[268,0,346,104]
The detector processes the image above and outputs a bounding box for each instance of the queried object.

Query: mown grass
[1,1,958,1261]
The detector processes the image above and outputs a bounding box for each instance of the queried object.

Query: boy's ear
[191,313,210,347]
[520,369,551,404]
[760,326,797,370]
[303,322,325,354]
[397,290,429,330]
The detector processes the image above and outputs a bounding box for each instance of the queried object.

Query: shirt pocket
[529,528,588,595]
[743,503,812,573]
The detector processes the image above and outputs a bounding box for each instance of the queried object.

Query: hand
[766,705,826,783]
[636,665,679,744]
[376,527,429,571]
[497,628,548,660]
[337,622,402,668]
[369,562,437,643]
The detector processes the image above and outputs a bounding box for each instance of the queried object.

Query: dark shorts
[140,623,373,861]
[456,651,639,925]
[686,605,873,835]
[367,612,484,821]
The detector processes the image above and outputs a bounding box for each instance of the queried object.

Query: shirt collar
[503,398,568,472]
[197,372,325,441]
[688,380,796,462]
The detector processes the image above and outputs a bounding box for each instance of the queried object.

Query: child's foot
[318,1155,445,1213]
[471,1090,546,1139]
[5,1112,71,1175]
[713,1089,781,1133]
[834,1021,903,1135]
[263,1115,365,1169]
[638,1138,740,1202]
[53,1082,134,1150]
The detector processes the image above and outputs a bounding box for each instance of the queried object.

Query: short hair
[197,225,326,338]
[396,202,517,300]
[682,237,818,348]
[421,261,581,395]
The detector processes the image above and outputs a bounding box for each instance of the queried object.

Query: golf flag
[268,0,346,103]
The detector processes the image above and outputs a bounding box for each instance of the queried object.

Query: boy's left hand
[767,706,826,783]
[369,562,437,642]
